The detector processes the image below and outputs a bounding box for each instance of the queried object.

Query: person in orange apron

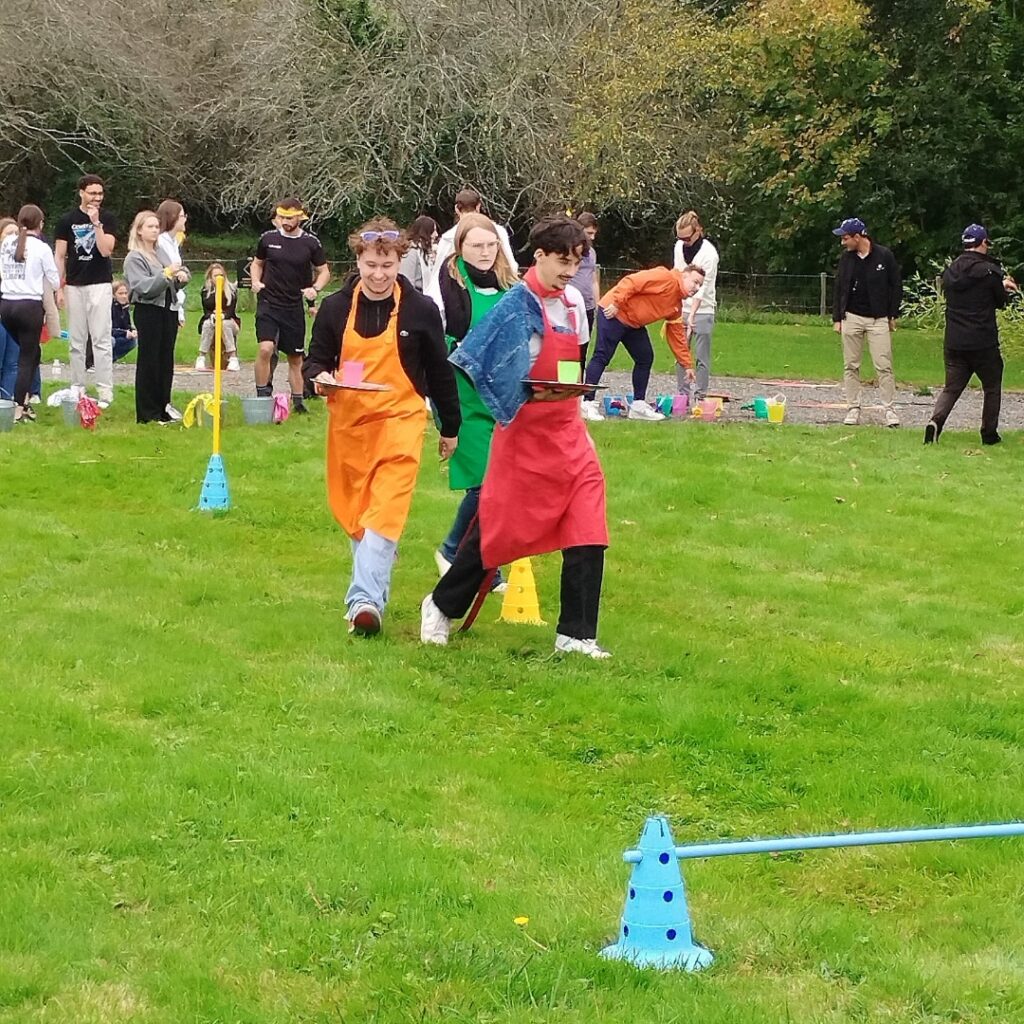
[306,218,461,636]
[421,216,612,659]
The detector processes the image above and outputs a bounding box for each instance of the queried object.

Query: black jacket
[942,250,1009,351]
[832,241,902,322]
[306,273,461,437]
[198,285,241,333]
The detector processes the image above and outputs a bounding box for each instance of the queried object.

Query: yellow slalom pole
[212,274,223,455]
[196,273,231,510]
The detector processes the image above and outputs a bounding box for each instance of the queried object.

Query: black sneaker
[982,433,1002,446]
[292,398,309,415]
[923,421,938,445]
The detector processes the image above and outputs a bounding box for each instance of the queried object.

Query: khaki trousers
[67,283,114,402]
[841,313,895,412]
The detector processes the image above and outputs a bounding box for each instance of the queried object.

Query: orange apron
[326,282,428,542]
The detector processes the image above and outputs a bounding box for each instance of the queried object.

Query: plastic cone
[197,453,231,511]
[600,815,714,971]
[497,558,546,625]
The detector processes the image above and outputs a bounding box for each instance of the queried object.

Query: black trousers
[0,298,43,406]
[134,304,178,423]
[930,345,1003,442]
[432,517,605,640]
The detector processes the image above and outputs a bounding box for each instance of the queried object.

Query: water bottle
[51,358,61,379]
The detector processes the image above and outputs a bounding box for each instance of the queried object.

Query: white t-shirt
[528,283,588,363]
[428,222,519,291]
[673,237,719,315]
[157,231,187,319]
[0,234,60,301]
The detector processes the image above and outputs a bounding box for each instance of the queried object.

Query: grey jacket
[123,250,177,309]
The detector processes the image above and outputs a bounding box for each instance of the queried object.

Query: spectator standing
[54,174,117,407]
[673,211,719,401]
[831,217,902,427]
[428,189,518,290]
[0,205,61,422]
[398,216,439,291]
[0,217,18,402]
[123,210,188,423]
[567,212,600,369]
[924,224,1018,446]
[155,200,191,419]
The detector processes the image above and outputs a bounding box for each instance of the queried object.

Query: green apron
[448,262,505,490]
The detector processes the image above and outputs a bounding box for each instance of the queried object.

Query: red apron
[479,283,608,568]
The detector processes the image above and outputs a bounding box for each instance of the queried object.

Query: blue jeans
[441,488,482,562]
[0,323,17,400]
[440,487,504,586]
[345,529,398,615]
[584,313,654,401]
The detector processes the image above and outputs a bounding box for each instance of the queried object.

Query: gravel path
[53,362,1019,434]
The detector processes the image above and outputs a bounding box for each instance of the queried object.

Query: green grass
[3,406,1024,1022]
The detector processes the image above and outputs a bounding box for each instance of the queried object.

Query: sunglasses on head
[360,230,401,243]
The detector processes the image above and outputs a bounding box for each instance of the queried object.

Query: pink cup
[672,394,689,417]
[341,360,365,386]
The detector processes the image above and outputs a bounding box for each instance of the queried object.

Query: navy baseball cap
[962,224,988,247]
[833,217,866,236]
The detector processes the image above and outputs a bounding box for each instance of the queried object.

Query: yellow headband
[276,207,307,220]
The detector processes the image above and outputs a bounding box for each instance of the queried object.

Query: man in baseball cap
[923,224,1018,445]
[831,216,903,427]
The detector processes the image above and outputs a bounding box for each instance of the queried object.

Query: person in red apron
[306,218,461,636]
[421,217,612,659]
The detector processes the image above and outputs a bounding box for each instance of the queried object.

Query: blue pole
[622,821,1024,864]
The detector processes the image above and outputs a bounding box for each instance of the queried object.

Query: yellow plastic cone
[497,558,547,625]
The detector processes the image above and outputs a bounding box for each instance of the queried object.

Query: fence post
[819,273,827,317]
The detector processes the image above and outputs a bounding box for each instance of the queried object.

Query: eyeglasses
[360,230,401,243]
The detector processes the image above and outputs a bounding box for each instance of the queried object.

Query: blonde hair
[203,262,235,303]
[447,213,518,290]
[675,210,702,235]
[128,210,159,252]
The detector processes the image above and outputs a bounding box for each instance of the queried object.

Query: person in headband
[249,197,329,412]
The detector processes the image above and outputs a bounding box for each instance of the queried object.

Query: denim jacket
[449,282,577,425]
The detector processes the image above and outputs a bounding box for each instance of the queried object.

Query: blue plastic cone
[197,453,231,511]
[600,815,714,971]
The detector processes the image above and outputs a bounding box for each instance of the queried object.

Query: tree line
[3,0,1022,275]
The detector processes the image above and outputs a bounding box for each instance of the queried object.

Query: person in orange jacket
[581,264,705,421]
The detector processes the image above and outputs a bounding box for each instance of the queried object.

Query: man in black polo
[832,217,902,427]
[250,198,330,413]
[924,224,1018,446]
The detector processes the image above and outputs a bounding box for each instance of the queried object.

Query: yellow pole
[212,274,223,455]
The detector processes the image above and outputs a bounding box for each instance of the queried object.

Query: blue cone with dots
[600,815,714,971]
[197,454,231,511]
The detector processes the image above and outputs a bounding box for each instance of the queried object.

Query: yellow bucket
[767,400,785,423]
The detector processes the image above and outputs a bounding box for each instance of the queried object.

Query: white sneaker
[554,634,612,659]
[97,400,110,410]
[420,594,452,645]
[627,399,664,422]
[28,394,41,406]
[165,404,183,422]
[194,356,207,370]
[884,409,900,428]
[348,602,382,636]
[843,408,860,426]
[434,551,452,577]
[581,399,605,422]
[227,356,240,372]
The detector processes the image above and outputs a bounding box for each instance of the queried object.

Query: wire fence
[173,259,836,317]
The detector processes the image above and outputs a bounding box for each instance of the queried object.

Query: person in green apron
[427,213,519,586]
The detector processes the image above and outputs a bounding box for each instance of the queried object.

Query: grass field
[4,405,1024,1022]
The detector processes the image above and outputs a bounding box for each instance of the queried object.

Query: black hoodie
[942,250,1009,351]
[306,272,461,437]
